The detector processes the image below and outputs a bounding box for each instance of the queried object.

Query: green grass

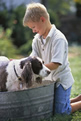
[42,46,81,121]
[69,46,81,97]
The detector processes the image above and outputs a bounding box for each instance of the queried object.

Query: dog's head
[20,56,51,77]
[20,56,51,87]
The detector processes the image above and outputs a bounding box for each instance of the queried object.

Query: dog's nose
[47,70,51,75]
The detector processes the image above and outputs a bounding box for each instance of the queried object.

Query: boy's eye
[32,26,35,29]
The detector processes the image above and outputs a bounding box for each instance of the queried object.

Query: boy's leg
[70,94,81,112]
[54,84,72,115]
[71,101,81,113]
[70,94,81,103]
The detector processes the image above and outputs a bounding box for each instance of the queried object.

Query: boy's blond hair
[23,3,49,26]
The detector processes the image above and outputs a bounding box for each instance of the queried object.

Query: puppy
[0,56,51,91]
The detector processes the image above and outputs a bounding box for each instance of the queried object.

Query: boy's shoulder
[52,26,66,41]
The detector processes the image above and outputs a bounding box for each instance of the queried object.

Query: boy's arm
[45,62,61,70]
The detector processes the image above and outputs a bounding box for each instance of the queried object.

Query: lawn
[42,46,81,121]
[69,46,81,97]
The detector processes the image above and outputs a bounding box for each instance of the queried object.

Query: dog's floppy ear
[21,61,33,87]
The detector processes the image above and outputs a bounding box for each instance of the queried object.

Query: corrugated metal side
[0,82,54,121]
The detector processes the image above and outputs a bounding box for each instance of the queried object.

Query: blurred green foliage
[19,40,32,56]
[74,0,81,4]
[10,5,33,47]
[0,26,18,58]
[0,0,72,57]
[48,0,71,14]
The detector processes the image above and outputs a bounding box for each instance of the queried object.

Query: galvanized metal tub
[0,81,54,121]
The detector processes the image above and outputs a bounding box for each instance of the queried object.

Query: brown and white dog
[0,56,51,92]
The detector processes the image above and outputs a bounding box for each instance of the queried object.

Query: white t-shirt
[30,24,74,90]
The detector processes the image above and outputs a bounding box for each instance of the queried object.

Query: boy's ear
[40,17,45,22]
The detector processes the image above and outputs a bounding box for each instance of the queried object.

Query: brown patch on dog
[21,61,33,87]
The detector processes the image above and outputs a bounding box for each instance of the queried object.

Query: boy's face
[27,17,46,36]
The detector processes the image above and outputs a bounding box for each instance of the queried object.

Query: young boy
[23,2,81,114]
